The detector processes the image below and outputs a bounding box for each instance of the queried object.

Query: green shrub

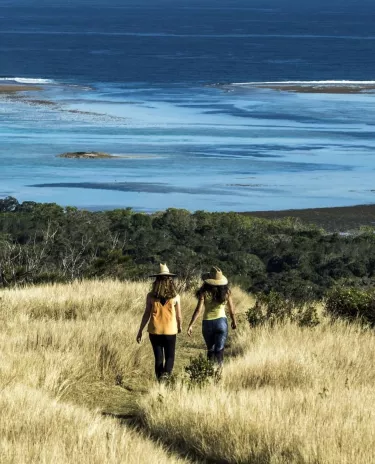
[246,302,265,327]
[296,303,320,328]
[184,354,219,388]
[247,290,320,327]
[325,287,375,326]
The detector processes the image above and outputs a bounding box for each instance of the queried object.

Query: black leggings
[149,334,176,379]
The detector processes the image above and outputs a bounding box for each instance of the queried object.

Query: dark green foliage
[184,354,218,387]
[325,287,375,326]
[1,197,375,301]
[247,291,320,327]
[0,196,19,213]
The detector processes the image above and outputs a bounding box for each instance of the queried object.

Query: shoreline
[253,85,375,94]
[216,82,375,94]
[243,203,375,231]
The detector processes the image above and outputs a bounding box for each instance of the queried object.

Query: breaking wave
[0,77,55,84]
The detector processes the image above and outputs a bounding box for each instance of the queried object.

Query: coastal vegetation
[243,203,375,232]
[1,197,375,462]
[2,0,375,459]
[1,280,374,463]
[1,196,375,303]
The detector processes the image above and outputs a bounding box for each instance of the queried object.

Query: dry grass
[0,384,187,464]
[0,280,188,463]
[1,279,374,463]
[140,322,375,463]
[0,281,154,408]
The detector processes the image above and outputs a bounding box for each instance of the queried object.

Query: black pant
[149,334,176,379]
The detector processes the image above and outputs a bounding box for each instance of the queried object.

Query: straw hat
[202,266,228,286]
[149,263,177,277]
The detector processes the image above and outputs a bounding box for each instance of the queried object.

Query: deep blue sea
[1,0,375,211]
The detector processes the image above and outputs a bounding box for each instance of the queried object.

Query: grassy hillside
[1,280,374,463]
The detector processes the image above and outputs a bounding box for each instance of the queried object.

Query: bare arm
[136,293,152,343]
[187,297,204,336]
[175,295,182,333]
[227,295,237,329]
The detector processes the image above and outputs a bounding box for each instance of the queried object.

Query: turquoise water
[1,1,375,211]
[1,80,375,211]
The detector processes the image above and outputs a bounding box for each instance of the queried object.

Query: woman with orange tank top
[136,264,182,380]
[187,267,236,365]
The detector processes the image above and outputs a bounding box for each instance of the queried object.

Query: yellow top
[148,295,179,335]
[203,295,227,321]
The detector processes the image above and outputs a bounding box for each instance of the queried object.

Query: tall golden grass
[0,384,187,464]
[0,280,187,463]
[1,279,374,463]
[141,322,375,463]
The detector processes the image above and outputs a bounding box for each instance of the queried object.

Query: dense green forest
[1,196,375,300]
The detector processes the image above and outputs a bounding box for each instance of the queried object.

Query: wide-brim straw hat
[202,266,228,286]
[149,263,177,277]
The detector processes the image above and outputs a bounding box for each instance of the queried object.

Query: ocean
[1,0,375,211]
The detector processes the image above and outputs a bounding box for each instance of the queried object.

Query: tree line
[1,196,375,300]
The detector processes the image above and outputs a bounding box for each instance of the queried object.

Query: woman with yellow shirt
[187,267,236,365]
[137,264,182,380]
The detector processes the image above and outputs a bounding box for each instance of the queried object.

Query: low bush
[247,290,320,327]
[325,287,375,326]
[184,354,220,387]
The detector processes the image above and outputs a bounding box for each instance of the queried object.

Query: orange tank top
[148,296,179,335]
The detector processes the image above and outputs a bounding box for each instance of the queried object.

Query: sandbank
[254,85,375,94]
[0,84,40,94]
[215,82,375,94]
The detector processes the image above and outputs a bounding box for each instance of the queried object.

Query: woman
[137,263,182,380]
[187,266,236,365]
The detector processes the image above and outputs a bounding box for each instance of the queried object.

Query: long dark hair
[151,276,178,300]
[197,283,230,304]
